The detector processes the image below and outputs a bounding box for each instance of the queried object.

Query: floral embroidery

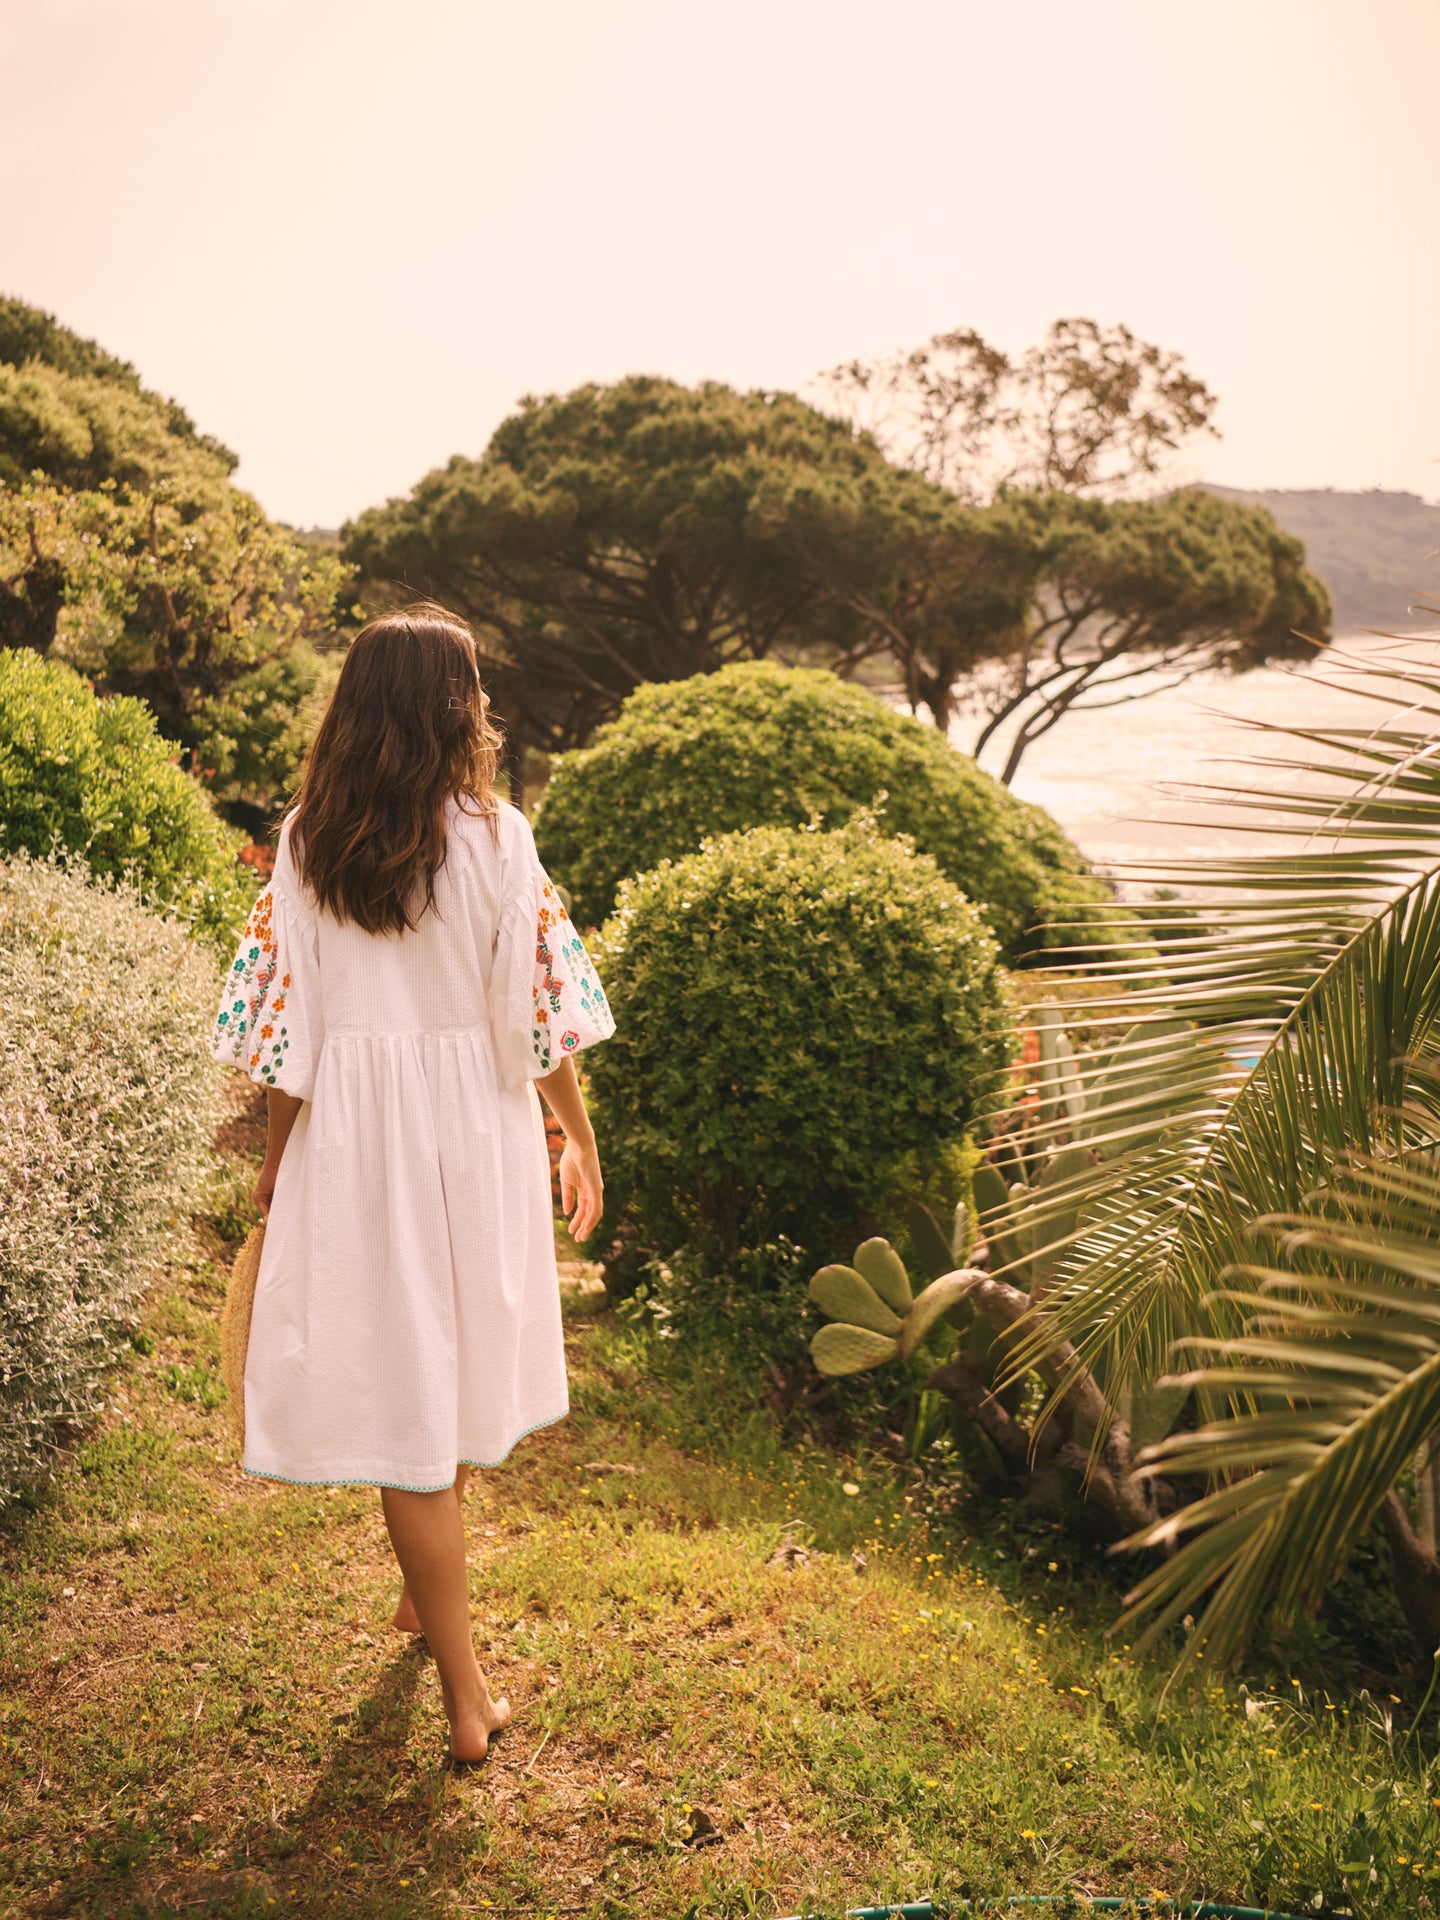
[529,878,612,1073]
[214,887,293,1087]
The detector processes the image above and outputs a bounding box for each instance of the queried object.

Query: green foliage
[806,999,1197,1539]
[534,660,1109,962]
[0,647,253,945]
[0,299,347,824]
[996,650,1440,1671]
[970,485,1334,783]
[0,853,222,1503]
[342,374,1030,771]
[0,359,229,494]
[818,320,1331,773]
[14,1196,1438,1920]
[346,364,1330,788]
[0,293,235,484]
[1123,1154,1440,1673]
[586,819,1013,1313]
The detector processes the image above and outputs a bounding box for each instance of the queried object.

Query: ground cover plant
[533,661,1108,962]
[4,1085,1440,1920]
[0,648,254,946]
[0,854,222,1507]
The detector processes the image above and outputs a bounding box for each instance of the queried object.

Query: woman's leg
[380,1478,508,1760]
[392,1465,469,1635]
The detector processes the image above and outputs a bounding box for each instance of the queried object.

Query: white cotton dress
[211,799,614,1491]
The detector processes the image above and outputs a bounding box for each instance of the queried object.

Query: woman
[213,603,612,1766]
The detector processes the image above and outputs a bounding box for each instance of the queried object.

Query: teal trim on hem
[240,1407,570,1493]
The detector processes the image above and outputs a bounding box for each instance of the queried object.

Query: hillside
[1204,484,1440,634]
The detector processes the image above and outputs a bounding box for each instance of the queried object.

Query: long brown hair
[292,603,503,934]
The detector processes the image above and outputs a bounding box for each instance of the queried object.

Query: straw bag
[221,1222,265,1447]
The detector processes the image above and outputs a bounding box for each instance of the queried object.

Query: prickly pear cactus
[804,1000,1193,1520]
[807,1224,976,1379]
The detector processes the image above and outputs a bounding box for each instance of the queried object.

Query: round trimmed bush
[586,820,1012,1296]
[533,661,1108,962]
[0,648,253,946]
[0,855,222,1503]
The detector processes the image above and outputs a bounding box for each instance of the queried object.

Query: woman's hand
[537,1060,603,1242]
[558,1137,604,1243]
[252,1156,281,1220]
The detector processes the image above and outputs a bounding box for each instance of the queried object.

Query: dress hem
[240,1406,570,1492]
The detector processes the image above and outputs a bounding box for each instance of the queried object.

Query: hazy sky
[3,0,1436,528]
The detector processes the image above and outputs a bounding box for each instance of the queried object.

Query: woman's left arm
[535,1059,604,1243]
[254,1089,303,1219]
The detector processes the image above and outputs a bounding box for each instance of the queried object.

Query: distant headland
[1202,485,1440,634]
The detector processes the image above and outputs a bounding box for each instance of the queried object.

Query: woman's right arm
[536,1059,604,1243]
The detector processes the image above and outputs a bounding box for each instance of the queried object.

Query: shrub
[586,820,1013,1331]
[0,648,253,946]
[533,661,1108,962]
[0,855,222,1504]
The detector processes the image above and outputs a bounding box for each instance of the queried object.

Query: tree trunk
[1418,1442,1439,1559]
[1381,1489,1440,1656]
[926,1272,1170,1538]
[0,558,65,654]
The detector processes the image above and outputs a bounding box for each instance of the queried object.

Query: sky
[2,0,1436,530]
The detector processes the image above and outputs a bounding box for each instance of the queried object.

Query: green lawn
[3,1100,1440,1919]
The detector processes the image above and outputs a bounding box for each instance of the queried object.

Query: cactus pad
[898,1271,975,1360]
[810,1323,900,1376]
[808,1264,903,1335]
[853,1237,913,1313]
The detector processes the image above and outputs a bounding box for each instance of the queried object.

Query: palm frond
[1118,1152,1440,1677]
[1005,646,1440,1406]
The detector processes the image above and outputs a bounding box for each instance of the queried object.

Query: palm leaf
[1005,646,1440,1410]
[1118,1152,1440,1676]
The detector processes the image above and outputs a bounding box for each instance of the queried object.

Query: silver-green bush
[0,855,222,1503]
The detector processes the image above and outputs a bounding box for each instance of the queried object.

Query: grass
[4,1094,1440,1918]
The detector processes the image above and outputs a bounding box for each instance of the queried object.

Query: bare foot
[391,1586,422,1635]
[447,1692,512,1765]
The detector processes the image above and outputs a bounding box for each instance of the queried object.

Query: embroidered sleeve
[492,834,615,1087]
[529,875,614,1075]
[212,878,319,1098]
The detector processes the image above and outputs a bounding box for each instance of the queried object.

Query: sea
[954,630,1440,886]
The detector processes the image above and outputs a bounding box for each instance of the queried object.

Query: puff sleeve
[212,842,322,1100]
[491,819,615,1088]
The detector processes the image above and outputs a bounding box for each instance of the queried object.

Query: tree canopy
[0,294,235,482]
[347,368,1331,779]
[816,316,1220,503]
[812,320,1332,773]
[342,375,1044,773]
[965,487,1333,782]
[0,300,346,829]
